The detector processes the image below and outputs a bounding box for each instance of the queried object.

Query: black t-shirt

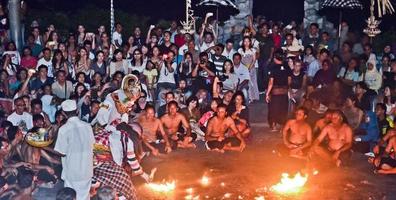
[256,34,274,60]
[290,72,305,89]
[227,105,249,123]
[197,62,216,79]
[159,42,175,55]
[383,71,396,89]
[378,117,392,138]
[356,93,372,111]
[269,64,291,87]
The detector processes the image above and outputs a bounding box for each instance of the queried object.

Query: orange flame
[146,181,176,193]
[271,172,308,194]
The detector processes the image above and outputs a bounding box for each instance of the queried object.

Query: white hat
[61,100,77,112]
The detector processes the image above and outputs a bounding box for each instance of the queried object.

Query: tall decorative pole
[110,0,114,35]
[110,0,115,56]
[364,0,382,43]
[8,0,22,50]
[180,0,195,35]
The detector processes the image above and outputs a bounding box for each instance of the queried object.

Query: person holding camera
[191,52,216,93]
[156,51,177,101]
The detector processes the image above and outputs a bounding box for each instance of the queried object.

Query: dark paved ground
[136,102,396,200]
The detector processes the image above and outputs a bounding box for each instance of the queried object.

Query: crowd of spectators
[0,6,395,200]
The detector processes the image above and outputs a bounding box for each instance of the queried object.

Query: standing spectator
[266,50,290,131]
[222,39,236,60]
[208,44,227,76]
[238,36,259,102]
[54,100,95,200]
[157,51,177,98]
[256,23,274,92]
[233,53,250,102]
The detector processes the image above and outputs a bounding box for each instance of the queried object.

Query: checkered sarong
[93,162,137,200]
[322,0,363,9]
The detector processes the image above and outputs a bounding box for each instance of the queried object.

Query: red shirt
[174,34,186,48]
[272,34,282,50]
[20,56,38,69]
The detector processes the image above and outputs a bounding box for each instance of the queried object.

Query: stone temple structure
[219,0,334,42]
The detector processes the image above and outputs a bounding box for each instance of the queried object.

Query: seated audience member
[180,96,205,140]
[94,185,117,200]
[370,129,396,175]
[278,107,312,158]
[311,109,332,138]
[342,95,364,131]
[157,91,175,117]
[310,110,353,167]
[138,105,172,155]
[7,97,33,133]
[198,98,221,131]
[376,103,394,138]
[354,111,379,153]
[161,101,196,149]
[205,104,246,153]
[227,91,251,138]
[56,187,77,200]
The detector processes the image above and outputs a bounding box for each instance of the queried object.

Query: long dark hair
[231,90,246,106]
[130,49,143,66]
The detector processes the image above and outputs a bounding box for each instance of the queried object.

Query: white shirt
[112,31,122,47]
[37,58,54,77]
[307,59,321,78]
[234,64,250,81]
[3,51,21,65]
[222,49,236,60]
[199,41,215,52]
[128,60,147,74]
[7,112,33,133]
[54,117,95,182]
[157,62,176,84]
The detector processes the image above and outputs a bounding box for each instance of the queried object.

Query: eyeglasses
[16,104,25,107]
[134,53,141,55]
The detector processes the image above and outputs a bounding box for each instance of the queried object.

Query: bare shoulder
[176,113,186,120]
[160,114,169,122]
[226,117,235,124]
[342,124,353,133]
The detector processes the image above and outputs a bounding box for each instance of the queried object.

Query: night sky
[25,0,396,31]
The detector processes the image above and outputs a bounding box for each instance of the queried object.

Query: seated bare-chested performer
[370,129,396,174]
[310,110,353,167]
[278,107,312,159]
[160,101,196,149]
[205,104,246,153]
[138,105,172,156]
